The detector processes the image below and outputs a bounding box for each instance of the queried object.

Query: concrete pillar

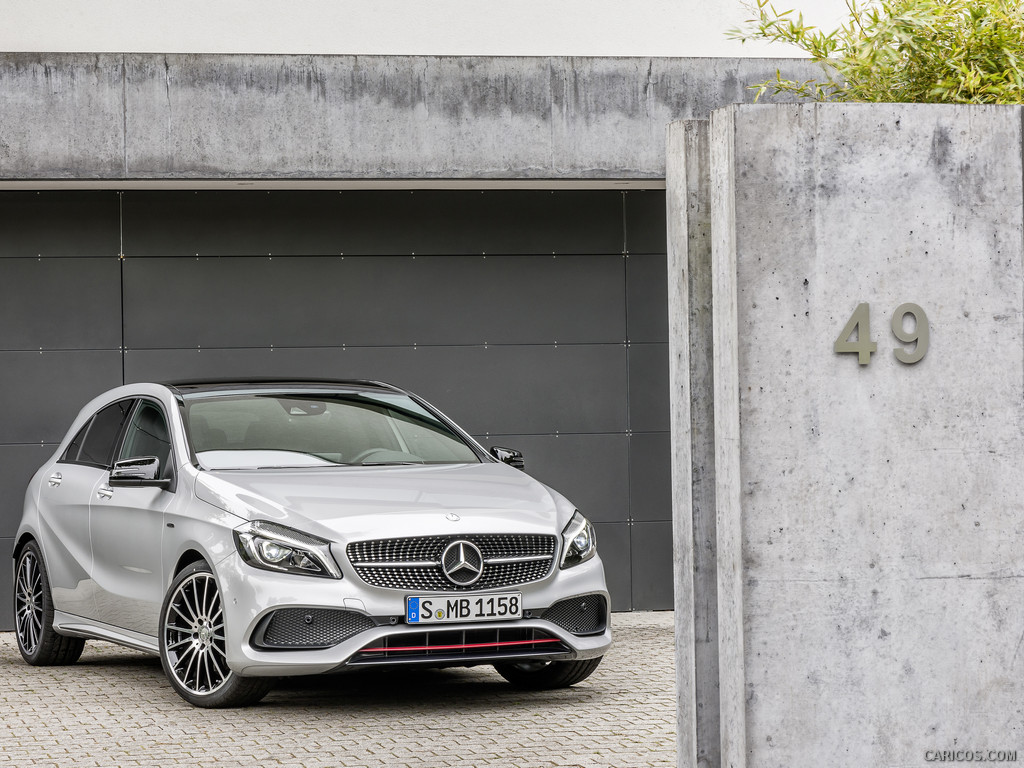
[667,122,698,768]
[671,103,1024,768]
[707,106,747,768]
[668,119,722,768]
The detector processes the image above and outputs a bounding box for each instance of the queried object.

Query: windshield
[183,390,481,470]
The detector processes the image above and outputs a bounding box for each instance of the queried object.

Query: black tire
[159,561,272,708]
[14,540,85,666]
[494,656,603,690]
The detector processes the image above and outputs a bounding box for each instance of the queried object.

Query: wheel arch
[13,531,37,559]
[172,549,208,577]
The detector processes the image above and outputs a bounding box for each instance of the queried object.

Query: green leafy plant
[729,0,1024,102]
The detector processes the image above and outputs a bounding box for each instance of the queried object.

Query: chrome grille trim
[355,554,551,568]
[356,561,436,569]
[486,554,551,565]
[347,534,558,591]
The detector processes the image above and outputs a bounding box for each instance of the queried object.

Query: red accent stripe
[362,637,563,653]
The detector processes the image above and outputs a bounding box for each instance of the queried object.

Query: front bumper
[215,550,612,677]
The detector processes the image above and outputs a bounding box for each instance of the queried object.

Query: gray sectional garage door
[0,189,670,627]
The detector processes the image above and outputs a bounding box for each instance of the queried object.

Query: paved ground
[0,611,675,768]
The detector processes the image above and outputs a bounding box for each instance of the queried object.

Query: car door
[36,399,135,620]
[89,399,175,637]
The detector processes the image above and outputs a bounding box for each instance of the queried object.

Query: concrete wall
[0,53,820,182]
[670,104,1024,767]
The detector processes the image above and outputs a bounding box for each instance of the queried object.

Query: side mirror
[109,457,171,488]
[490,446,525,471]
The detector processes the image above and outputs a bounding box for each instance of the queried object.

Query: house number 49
[834,302,929,365]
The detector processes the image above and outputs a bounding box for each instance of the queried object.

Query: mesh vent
[347,534,557,592]
[255,608,375,649]
[351,626,569,664]
[542,595,608,635]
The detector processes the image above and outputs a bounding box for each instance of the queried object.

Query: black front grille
[253,608,376,650]
[542,595,608,635]
[349,626,570,665]
[347,534,557,591]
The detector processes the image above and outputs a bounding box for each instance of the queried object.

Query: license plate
[406,592,522,624]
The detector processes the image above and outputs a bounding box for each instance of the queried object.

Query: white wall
[0,0,847,58]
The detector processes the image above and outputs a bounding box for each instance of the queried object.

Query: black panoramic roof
[162,379,402,396]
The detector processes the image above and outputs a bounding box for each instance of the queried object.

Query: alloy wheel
[15,550,44,656]
[162,572,231,696]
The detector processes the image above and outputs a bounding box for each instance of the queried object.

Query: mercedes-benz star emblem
[441,540,484,586]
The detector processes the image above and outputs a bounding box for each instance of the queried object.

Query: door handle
[97,484,114,500]
[48,472,62,488]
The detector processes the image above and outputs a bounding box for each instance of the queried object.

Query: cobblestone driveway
[0,611,674,768]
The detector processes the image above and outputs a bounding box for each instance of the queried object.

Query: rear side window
[60,423,90,463]
[62,399,135,468]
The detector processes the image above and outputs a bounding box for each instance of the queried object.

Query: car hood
[193,462,572,541]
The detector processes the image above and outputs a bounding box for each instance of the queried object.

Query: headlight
[234,520,342,579]
[560,511,597,569]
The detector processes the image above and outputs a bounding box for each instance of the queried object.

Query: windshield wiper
[255,463,353,469]
[359,461,421,466]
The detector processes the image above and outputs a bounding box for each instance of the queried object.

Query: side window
[118,401,173,478]
[75,399,135,468]
[60,422,91,463]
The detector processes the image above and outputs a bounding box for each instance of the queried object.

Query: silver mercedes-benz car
[13,380,610,707]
